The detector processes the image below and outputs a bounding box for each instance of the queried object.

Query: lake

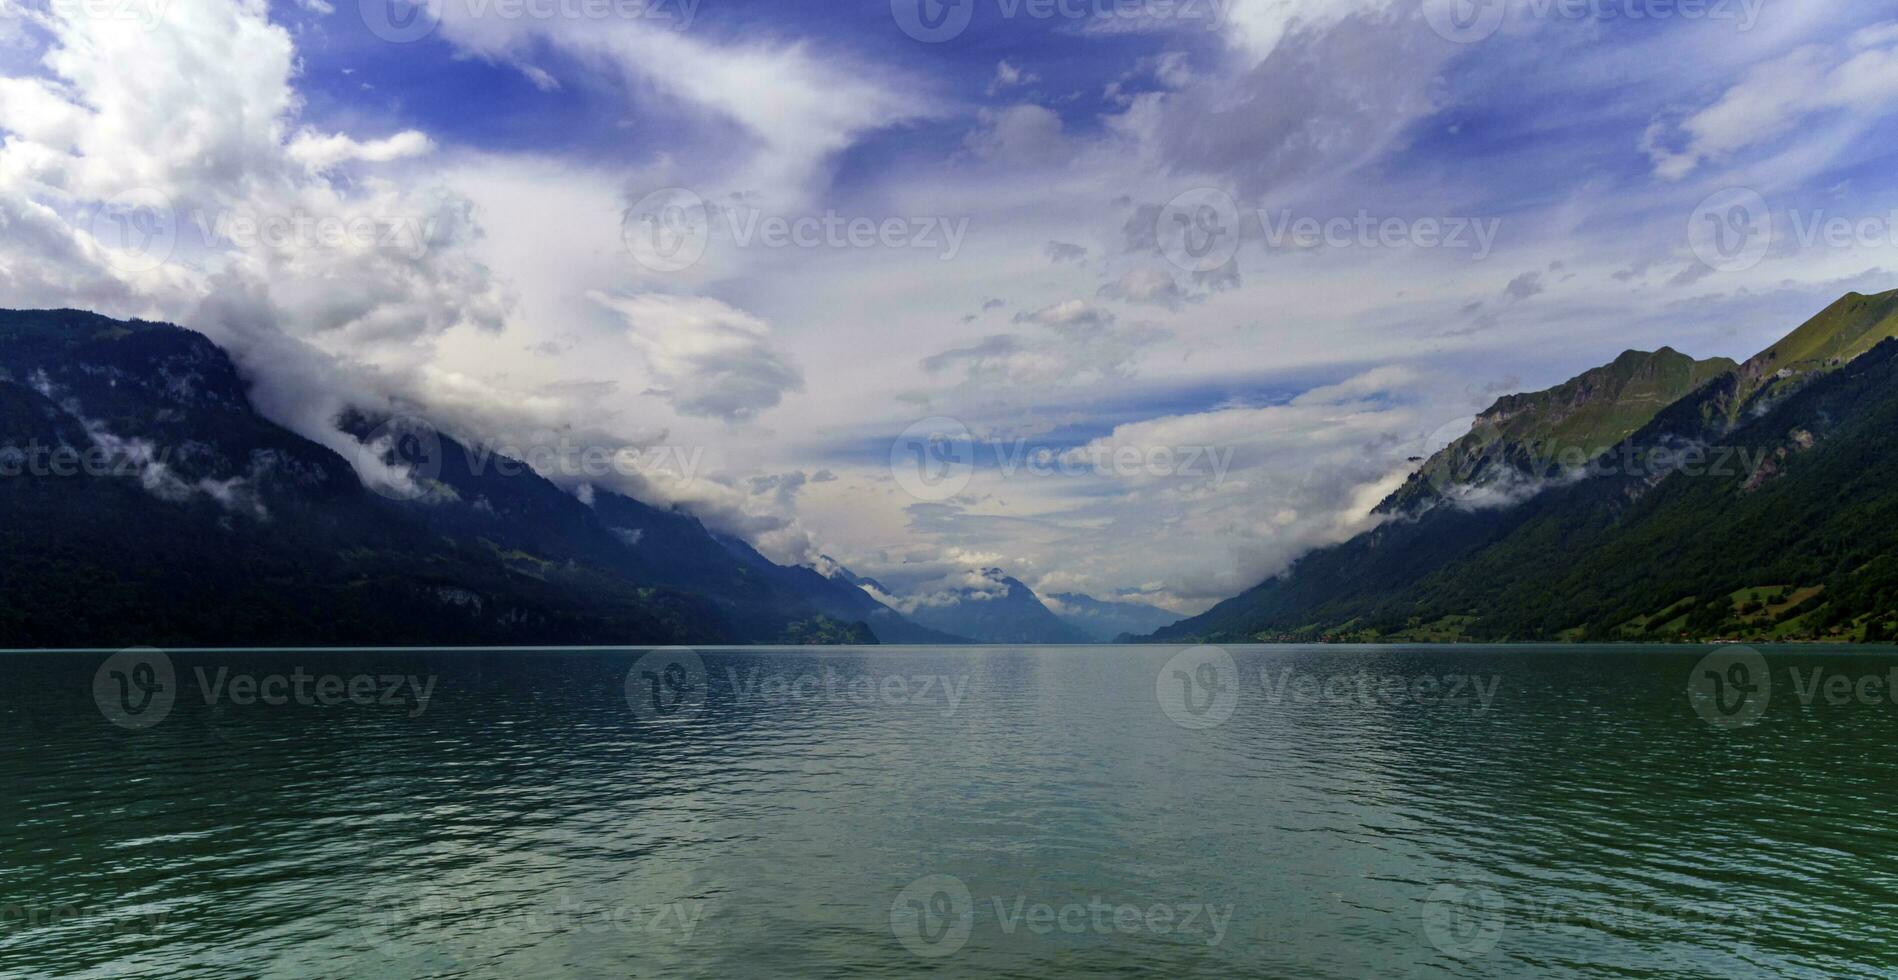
[3,644,1896,977]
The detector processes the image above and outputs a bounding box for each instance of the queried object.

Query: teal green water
[4,644,1897,977]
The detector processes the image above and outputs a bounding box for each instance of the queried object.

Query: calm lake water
[4,644,1897,977]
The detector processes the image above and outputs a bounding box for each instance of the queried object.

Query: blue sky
[3,0,1897,611]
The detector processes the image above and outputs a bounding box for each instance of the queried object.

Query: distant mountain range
[894,568,1096,645]
[1148,290,1898,645]
[1043,592,1180,642]
[824,565,1179,644]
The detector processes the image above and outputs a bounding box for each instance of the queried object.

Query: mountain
[1151,290,1898,644]
[0,310,711,646]
[703,537,972,644]
[1045,592,1179,642]
[900,569,1095,644]
[1379,346,1736,515]
[0,308,938,647]
[1736,289,1898,407]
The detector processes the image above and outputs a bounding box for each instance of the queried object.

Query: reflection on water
[3,645,1897,978]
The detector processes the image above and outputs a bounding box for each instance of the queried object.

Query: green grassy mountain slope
[1736,288,1898,406]
[1375,338,1898,642]
[1155,291,1898,644]
[1379,346,1736,514]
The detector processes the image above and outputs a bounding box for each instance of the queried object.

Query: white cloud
[987,59,1040,95]
[287,130,435,173]
[429,4,937,205]
[1097,267,1189,309]
[965,105,1069,165]
[1647,24,1898,178]
[1220,0,1398,66]
[918,299,1167,391]
[593,291,804,422]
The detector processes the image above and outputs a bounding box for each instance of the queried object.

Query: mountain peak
[1738,288,1898,405]
[896,568,1092,644]
[1381,344,1736,515]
